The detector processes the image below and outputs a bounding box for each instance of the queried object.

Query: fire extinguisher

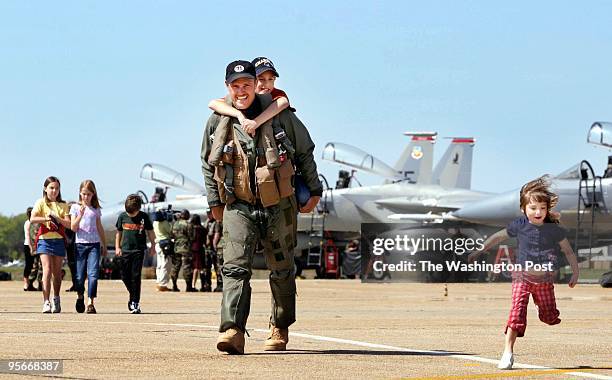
[324,240,339,277]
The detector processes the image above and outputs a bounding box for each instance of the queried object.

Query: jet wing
[139,163,206,194]
[387,212,459,223]
[374,197,463,214]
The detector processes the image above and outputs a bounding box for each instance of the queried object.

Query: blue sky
[2,1,612,215]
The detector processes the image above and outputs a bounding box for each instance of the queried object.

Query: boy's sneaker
[131,302,141,314]
[76,297,85,313]
[51,297,61,313]
[128,301,134,312]
[42,300,52,313]
[497,351,514,370]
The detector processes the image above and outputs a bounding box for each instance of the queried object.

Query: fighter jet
[308,124,612,281]
[99,163,209,244]
[453,122,612,250]
[299,133,483,278]
[307,133,480,233]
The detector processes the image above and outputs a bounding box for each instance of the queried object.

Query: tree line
[0,213,27,262]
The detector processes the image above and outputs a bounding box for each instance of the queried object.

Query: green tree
[0,213,27,261]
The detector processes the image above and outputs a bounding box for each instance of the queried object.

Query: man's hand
[299,196,321,213]
[149,246,156,257]
[115,248,122,257]
[211,205,224,221]
[568,272,579,288]
[101,246,108,257]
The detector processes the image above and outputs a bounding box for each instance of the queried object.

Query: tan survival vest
[209,100,295,208]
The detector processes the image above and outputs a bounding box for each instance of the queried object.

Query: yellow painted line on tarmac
[408,368,594,379]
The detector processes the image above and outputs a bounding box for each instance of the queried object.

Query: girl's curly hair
[519,175,559,223]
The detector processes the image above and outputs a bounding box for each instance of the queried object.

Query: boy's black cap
[225,60,256,83]
[252,57,279,77]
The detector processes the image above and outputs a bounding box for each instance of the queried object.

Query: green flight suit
[171,219,194,284]
[205,219,223,289]
[201,94,322,333]
[28,222,42,285]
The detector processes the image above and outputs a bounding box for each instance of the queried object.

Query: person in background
[115,194,156,314]
[170,210,195,292]
[30,176,72,313]
[70,180,106,314]
[190,214,207,291]
[22,207,36,291]
[153,209,173,292]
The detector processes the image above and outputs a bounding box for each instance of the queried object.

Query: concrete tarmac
[0,279,610,379]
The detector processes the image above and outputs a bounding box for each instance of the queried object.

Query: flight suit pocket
[214,166,227,202]
[255,166,281,207]
[276,160,295,198]
[221,140,235,164]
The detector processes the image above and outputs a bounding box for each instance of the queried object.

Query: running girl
[469,176,579,369]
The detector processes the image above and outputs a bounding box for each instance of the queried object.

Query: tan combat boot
[264,325,288,351]
[216,328,245,355]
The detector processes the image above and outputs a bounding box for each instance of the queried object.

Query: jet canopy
[587,121,612,148]
[555,163,581,180]
[139,163,206,194]
[322,142,401,180]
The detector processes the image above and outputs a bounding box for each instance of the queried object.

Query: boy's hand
[568,272,579,288]
[211,205,224,222]
[101,246,108,257]
[241,119,258,136]
[116,248,122,257]
[149,246,156,257]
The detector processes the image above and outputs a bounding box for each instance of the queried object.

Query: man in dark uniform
[170,209,196,292]
[204,210,223,292]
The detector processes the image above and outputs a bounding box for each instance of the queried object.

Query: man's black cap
[251,56,279,77]
[225,60,256,83]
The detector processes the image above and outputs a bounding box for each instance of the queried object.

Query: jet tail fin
[432,137,475,189]
[393,132,437,184]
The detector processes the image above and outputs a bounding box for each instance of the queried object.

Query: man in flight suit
[201,60,321,354]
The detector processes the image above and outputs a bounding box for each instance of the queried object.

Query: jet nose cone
[453,190,520,226]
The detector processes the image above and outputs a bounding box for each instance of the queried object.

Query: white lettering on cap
[254,58,270,67]
[234,65,244,73]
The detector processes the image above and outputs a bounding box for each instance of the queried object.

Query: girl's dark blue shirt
[506,216,566,269]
